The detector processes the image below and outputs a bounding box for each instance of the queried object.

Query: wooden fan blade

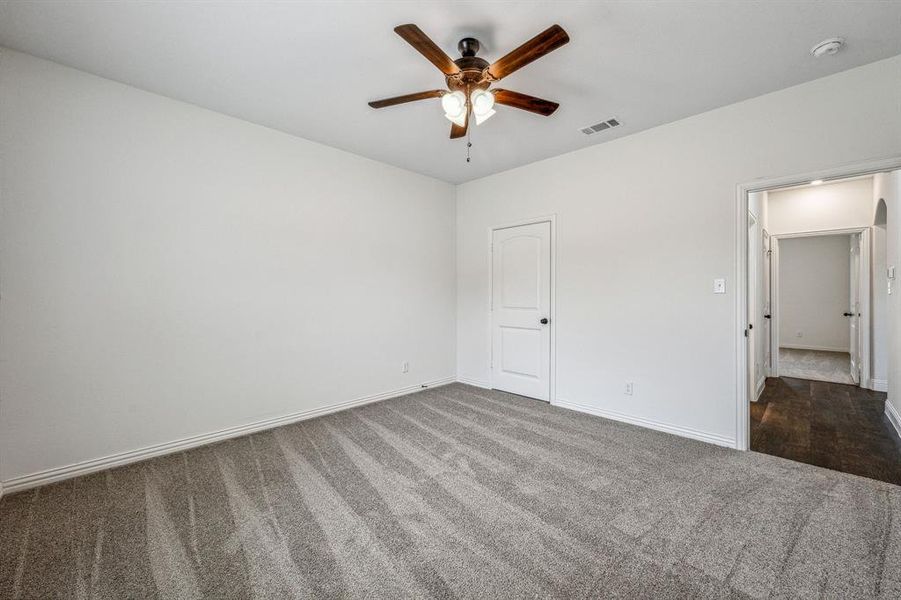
[493,89,559,116]
[394,24,461,75]
[450,110,468,139]
[486,24,569,80]
[368,90,445,109]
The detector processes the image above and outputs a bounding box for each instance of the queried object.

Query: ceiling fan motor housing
[448,37,491,91]
[458,37,480,57]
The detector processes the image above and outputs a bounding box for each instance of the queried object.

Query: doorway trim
[769,227,871,388]
[488,214,557,404]
[734,156,901,452]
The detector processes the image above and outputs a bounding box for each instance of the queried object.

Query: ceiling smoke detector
[811,37,845,58]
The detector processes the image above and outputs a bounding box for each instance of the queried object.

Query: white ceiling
[1,1,900,184]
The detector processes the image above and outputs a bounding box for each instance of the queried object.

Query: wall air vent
[580,118,621,136]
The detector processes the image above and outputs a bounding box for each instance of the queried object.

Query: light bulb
[470,89,495,117]
[474,109,496,126]
[441,91,466,120]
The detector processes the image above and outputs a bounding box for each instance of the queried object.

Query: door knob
[540,318,549,325]
[763,314,771,319]
[843,312,854,317]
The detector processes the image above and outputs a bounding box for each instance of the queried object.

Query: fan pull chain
[466,123,472,163]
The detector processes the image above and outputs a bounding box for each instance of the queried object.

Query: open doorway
[772,229,868,385]
[740,165,901,485]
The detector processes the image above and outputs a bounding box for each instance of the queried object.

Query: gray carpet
[1,383,900,599]
[779,347,854,385]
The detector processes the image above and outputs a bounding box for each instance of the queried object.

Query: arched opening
[875,197,887,226]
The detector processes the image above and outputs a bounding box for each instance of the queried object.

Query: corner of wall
[452,182,460,381]
[0,47,5,504]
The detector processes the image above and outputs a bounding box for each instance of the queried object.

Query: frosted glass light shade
[474,109,496,125]
[441,91,466,120]
[470,89,495,116]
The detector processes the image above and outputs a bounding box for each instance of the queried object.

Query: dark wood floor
[751,377,901,486]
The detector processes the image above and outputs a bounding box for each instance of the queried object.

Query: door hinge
[744,329,749,337]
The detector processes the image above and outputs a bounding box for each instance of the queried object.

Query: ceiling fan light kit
[368,23,569,148]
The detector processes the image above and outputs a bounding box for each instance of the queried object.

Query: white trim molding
[872,379,888,393]
[456,376,492,389]
[555,398,736,449]
[755,377,766,402]
[779,344,851,353]
[1,377,455,495]
[885,400,901,442]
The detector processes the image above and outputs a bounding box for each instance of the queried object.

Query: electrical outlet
[625,382,634,395]
[402,361,409,373]
[713,278,726,294]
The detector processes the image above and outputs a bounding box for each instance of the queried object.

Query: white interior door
[770,237,780,377]
[491,221,551,401]
[748,214,758,400]
[762,230,772,377]
[849,233,861,384]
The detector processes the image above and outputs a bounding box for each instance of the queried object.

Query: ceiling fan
[368,24,570,139]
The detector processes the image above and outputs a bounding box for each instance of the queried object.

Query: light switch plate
[713,278,726,294]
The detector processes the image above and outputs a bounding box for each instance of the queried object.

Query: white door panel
[762,231,772,377]
[748,213,758,400]
[849,234,861,385]
[501,237,541,308]
[492,222,551,401]
[499,327,542,378]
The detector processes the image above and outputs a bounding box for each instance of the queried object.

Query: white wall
[778,235,851,352]
[767,178,874,235]
[0,50,456,484]
[457,55,901,445]
[872,181,889,387]
[875,171,901,418]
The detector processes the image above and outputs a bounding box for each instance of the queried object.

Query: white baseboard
[1,376,455,495]
[456,376,491,389]
[872,379,888,393]
[553,398,736,449]
[885,400,901,442]
[779,344,849,353]
[0,481,4,501]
